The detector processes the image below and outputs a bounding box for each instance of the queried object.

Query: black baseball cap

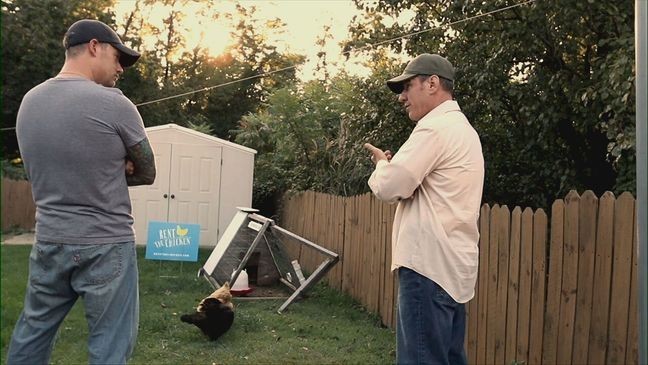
[63,19,140,68]
[386,53,455,94]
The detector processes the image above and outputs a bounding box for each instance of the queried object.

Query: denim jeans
[7,241,139,365]
[396,267,467,365]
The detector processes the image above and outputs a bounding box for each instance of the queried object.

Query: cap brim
[112,43,141,68]
[386,73,416,94]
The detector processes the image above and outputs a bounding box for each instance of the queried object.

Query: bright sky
[114,0,373,80]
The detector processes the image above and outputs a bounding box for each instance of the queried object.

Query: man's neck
[430,95,453,111]
[58,61,91,80]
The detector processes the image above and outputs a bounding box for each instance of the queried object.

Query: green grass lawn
[1,244,395,364]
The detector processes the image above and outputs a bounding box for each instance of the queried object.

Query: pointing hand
[363,143,389,165]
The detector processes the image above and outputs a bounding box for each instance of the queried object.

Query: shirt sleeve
[368,124,446,203]
[111,92,147,148]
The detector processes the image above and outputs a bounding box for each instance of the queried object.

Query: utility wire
[345,0,536,55]
[136,65,298,107]
[0,0,536,131]
[134,0,536,107]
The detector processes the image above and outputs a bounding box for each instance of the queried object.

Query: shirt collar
[420,100,461,121]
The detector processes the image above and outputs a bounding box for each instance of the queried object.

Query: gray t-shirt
[16,77,147,244]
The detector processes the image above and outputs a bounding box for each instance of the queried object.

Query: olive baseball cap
[63,19,140,68]
[386,53,455,93]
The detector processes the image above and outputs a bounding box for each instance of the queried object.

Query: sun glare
[113,0,374,80]
[187,22,232,58]
[115,1,234,58]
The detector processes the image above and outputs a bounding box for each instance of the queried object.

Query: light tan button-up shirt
[368,100,484,303]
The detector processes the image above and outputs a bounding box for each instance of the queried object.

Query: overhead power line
[343,0,536,56]
[134,0,536,107]
[0,0,536,131]
[136,65,298,107]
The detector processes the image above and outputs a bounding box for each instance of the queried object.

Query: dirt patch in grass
[234,283,291,298]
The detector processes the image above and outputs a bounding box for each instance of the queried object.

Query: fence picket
[375,196,389,317]
[366,194,379,313]
[351,194,363,301]
[303,192,319,272]
[543,199,565,365]
[572,190,598,364]
[486,204,500,365]
[625,214,638,365]
[322,193,338,285]
[360,194,372,304]
[379,200,393,326]
[528,208,547,364]
[504,206,521,365]
[334,195,346,289]
[342,195,357,295]
[388,204,398,328]
[587,191,615,363]
[476,204,491,365]
[607,192,635,364]
[283,193,302,260]
[326,194,338,288]
[306,191,317,268]
[557,190,580,364]
[516,207,533,363]
[494,206,510,365]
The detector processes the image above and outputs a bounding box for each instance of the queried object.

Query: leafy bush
[1,158,27,181]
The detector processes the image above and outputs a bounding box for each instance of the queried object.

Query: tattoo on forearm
[126,138,156,186]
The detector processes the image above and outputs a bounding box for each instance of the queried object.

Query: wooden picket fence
[1,178,36,231]
[1,178,639,364]
[281,190,638,365]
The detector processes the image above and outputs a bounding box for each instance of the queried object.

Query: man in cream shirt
[364,53,484,365]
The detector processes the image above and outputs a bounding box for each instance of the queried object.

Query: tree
[1,0,117,156]
[344,0,636,208]
[128,2,305,140]
[200,4,304,140]
[234,71,401,213]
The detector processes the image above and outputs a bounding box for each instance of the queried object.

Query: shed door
[129,143,222,246]
[129,142,172,244]
[168,144,222,246]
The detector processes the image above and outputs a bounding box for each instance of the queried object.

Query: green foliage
[235,74,387,211]
[129,3,305,140]
[2,0,638,212]
[342,52,415,156]
[186,115,214,135]
[1,245,396,364]
[0,158,27,180]
[1,1,304,157]
[235,50,441,212]
[347,0,636,208]
[1,0,117,152]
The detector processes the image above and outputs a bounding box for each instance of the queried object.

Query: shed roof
[145,123,257,155]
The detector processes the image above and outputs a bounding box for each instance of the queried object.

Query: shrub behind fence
[281,190,638,365]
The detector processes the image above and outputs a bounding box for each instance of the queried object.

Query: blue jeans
[396,267,467,365]
[6,241,139,365]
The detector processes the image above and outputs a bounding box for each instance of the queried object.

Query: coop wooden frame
[198,207,339,313]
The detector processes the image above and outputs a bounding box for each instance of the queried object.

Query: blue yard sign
[145,221,200,262]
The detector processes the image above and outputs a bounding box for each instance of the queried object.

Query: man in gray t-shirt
[7,19,155,365]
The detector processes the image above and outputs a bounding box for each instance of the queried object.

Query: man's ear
[87,39,100,57]
[426,75,440,94]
